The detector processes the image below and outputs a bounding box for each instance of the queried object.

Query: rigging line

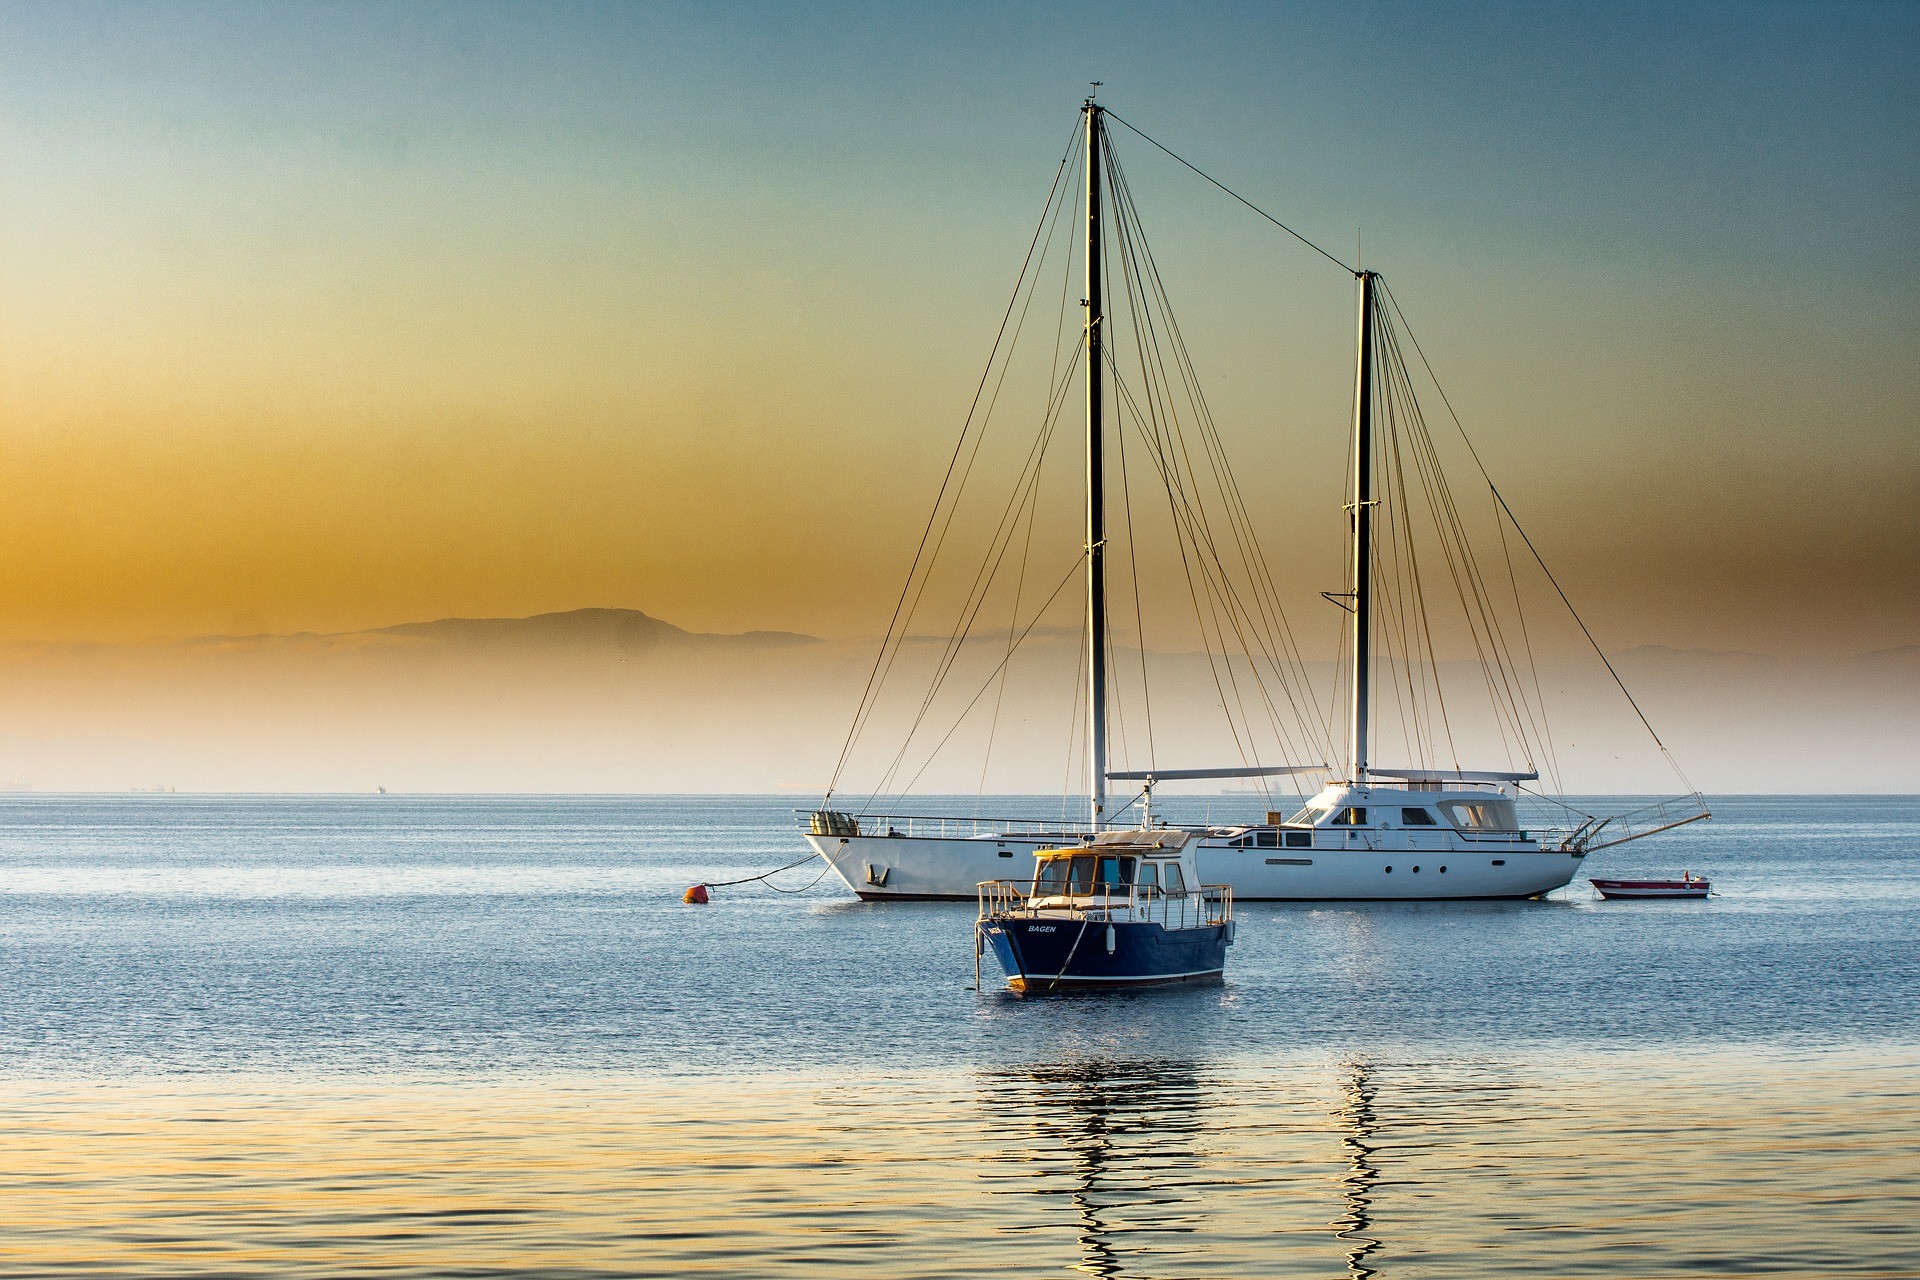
[1387,334,1526,769]
[825,125,1080,797]
[1105,605,1132,776]
[1064,579,1091,816]
[1097,161,1137,781]
[1374,303,1519,758]
[1378,397,1437,768]
[1106,139,1336,768]
[830,135,1076,798]
[1390,328,1551,790]
[973,316,1084,795]
[1516,785,1598,822]
[1377,318,1463,769]
[977,438,1049,793]
[869,339,1084,805]
[1494,488,1564,794]
[1111,336,1157,771]
[1101,166,1311,773]
[868,372,1077,804]
[1379,282,1693,786]
[897,553,1090,799]
[1375,381,1419,763]
[879,324,1085,750]
[1381,380,1445,769]
[1104,144,1334,762]
[1104,139,1163,774]
[1335,276,1361,775]
[853,179,1084,805]
[883,194,1089,765]
[1102,349,1243,743]
[1103,109,1356,276]
[866,344,1086,803]
[1327,570,1352,774]
[1044,153,1083,401]
[1378,301,1551,771]
[1106,134,1305,771]
[1389,381,1455,768]
[1103,351,1269,772]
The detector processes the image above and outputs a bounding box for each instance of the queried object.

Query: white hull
[805,829,1581,901]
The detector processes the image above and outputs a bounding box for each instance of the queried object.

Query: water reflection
[976,1058,1213,1278]
[1332,1060,1383,1279]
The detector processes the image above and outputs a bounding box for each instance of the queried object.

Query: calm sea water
[1,794,1916,1277]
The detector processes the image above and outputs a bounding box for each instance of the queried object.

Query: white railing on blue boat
[976,879,1232,931]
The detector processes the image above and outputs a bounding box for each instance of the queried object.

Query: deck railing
[1569,794,1713,852]
[803,809,1104,842]
[976,879,1232,930]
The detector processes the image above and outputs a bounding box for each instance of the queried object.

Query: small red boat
[1589,872,1709,899]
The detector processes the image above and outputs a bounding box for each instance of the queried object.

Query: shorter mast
[1084,98,1108,828]
[1348,270,1376,783]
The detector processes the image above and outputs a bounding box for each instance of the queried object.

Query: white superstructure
[805,776,1582,901]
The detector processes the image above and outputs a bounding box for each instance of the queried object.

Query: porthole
[997,850,1014,858]
[1384,866,1393,873]
[1413,865,1421,873]
[1440,865,1447,873]
[1491,859,1506,866]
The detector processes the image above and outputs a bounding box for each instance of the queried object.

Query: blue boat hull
[981,916,1230,992]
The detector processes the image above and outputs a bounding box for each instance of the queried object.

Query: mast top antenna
[1087,81,1102,103]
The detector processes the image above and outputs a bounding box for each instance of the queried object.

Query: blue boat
[976,830,1234,993]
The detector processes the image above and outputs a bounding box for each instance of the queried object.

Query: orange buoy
[683,884,710,904]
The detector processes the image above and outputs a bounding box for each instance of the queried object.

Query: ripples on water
[0,794,1916,1276]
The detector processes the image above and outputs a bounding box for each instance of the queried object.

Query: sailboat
[803,96,1707,901]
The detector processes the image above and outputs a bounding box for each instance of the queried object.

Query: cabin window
[1284,830,1312,848]
[1333,807,1368,826]
[1227,833,1252,848]
[1036,854,1100,894]
[1138,862,1160,896]
[1256,830,1279,848]
[1440,800,1520,832]
[1287,804,1331,826]
[1162,863,1187,896]
[1401,807,1437,826]
[1096,856,1134,888]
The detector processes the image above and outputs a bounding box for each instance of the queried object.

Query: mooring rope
[686,851,825,900]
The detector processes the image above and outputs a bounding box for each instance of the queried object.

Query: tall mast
[1084,98,1108,827]
[1348,270,1376,783]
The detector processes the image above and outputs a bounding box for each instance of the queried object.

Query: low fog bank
[0,610,1912,796]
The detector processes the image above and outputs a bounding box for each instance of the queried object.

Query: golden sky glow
[1,2,1914,658]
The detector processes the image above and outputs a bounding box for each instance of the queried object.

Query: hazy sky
[3,1,1915,654]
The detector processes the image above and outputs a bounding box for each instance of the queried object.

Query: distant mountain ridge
[0,611,1912,793]
[190,607,819,652]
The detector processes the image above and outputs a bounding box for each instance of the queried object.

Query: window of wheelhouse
[1035,854,1099,894]
[1401,807,1437,826]
[1332,807,1368,826]
[1095,855,1135,890]
[1137,862,1160,896]
[1439,800,1519,832]
[1287,804,1332,826]
[1162,862,1187,896]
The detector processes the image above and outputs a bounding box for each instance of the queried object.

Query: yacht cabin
[1215,780,1541,852]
